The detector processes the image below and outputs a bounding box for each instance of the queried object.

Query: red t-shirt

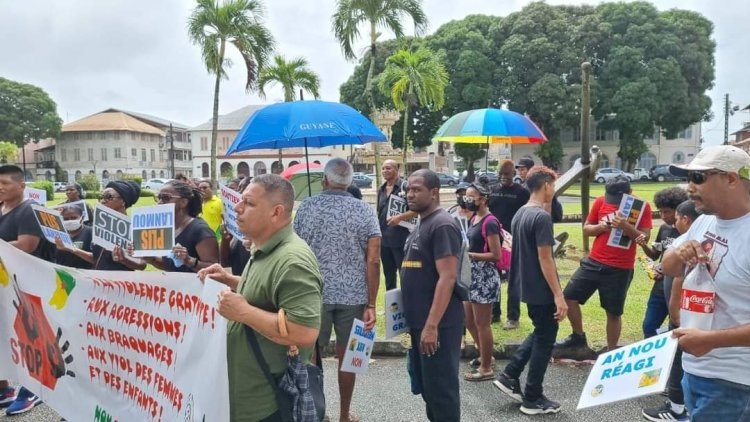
[587,196,653,270]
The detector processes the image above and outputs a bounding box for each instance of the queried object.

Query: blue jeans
[682,372,750,421]
[642,290,669,338]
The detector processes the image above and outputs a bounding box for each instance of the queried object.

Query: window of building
[101,148,108,161]
[150,149,155,162]
[131,148,137,158]
[141,149,147,162]
[114,131,120,140]
[201,137,208,151]
[114,148,122,159]
[677,127,693,139]
[673,151,685,164]
[131,132,136,141]
[73,133,79,141]
[159,151,164,161]
[87,132,93,140]
[141,134,146,141]
[100,132,106,140]
[61,149,67,162]
[74,149,80,161]
[87,148,93,161]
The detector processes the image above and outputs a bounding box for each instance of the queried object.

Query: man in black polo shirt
[0,165,45,415]
[376,159,415,291]
[401,169,463,422]
[488,160,530,328]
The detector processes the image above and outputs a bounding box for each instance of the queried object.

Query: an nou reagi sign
[130,204,175,257]
[0,239,230,421]
[92,205,131,251]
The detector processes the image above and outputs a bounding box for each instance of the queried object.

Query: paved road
[0,357,663,421]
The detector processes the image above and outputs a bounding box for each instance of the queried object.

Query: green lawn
[559,181,682,215]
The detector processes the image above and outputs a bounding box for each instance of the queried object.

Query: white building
[190,105,348,179]
[511,122,702,171]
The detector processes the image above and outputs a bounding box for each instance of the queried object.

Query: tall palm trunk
[210,39,226,185]
[402,105,409,177]
[367,22,382,188]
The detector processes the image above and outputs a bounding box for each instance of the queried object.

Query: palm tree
[188,0,274,184]
[332,0,427,185]
[379,47,448,176]
[258,55,321,172]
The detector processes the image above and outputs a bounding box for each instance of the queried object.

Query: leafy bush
[120,174,142,186]
[29,181,53,199]
[84,191,101,200]
[139,190,155,198]
[78,174,100,191]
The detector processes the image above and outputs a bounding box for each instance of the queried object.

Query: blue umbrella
[226,100,387,197]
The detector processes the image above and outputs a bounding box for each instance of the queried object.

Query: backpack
[480,214,512,272]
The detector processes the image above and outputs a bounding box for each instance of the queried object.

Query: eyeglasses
[100,193,121,202]
[156,193,180,202]
[687,170,726,185]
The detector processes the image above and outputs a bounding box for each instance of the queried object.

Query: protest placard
[607,194,646,249]
[385,289,408,339]
[92,205,131,251]
[387,195,418,231]
[577,331,678,410]
[219,184,244,241]
[24,187,47,205]
[340,318,375,374]
[31,204,73,248]
[55,200,90,223]
[0,239,230,421]
[130,204,175,257]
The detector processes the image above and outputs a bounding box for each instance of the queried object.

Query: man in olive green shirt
[199,174,323,422]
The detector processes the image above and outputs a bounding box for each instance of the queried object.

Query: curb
[323,339,523,360]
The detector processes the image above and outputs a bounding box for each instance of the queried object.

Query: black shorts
[563,257,634,316]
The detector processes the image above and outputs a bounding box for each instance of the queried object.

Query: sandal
[342,414,361,422]
[469,357,496,367]
[464,369,495,382]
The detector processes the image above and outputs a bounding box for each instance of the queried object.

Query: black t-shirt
[229,238,251,276]
[92,244,132,271]
[651,224,681,297]
[0,199,49,259]
[400,208,463,329]
[488,183,530,234]
[467,214,500,254]
[55,226,93,269]
[510,206,557,305]
[161,218,218,273]
[376,178,410,247]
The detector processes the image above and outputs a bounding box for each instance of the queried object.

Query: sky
[1,0,748,145]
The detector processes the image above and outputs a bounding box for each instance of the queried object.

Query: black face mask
[464,197,480,212]
[456,196,466,209]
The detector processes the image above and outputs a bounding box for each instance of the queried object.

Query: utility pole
[581,62,592,253]
[168,124,175,178]
[725,94,730,145]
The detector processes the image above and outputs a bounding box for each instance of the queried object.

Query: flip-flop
[343,414,361,422]
[469,357,495,367]
[464,369,495,382]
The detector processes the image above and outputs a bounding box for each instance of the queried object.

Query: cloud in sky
[1,0,748,145]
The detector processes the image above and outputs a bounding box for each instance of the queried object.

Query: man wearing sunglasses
[662,145,750,421]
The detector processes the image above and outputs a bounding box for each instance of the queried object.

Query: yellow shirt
[202,195,223,234]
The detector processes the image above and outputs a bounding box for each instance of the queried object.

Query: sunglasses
[687,170,726,185]
[156,193,181,202]
[100,193,120,202]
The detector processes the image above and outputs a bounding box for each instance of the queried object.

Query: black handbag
[245,325,325,422]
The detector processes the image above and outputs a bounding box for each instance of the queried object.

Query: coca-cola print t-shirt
[672,213,750,386]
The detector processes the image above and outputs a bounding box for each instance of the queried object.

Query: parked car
[472,171,499,184]
[142,178,171,190]
[436,173,459,187]
[593,167,636,183]
[54,182,67,192]
[632,168,650,181]
[351,173,373,189]
[649,164,684,182]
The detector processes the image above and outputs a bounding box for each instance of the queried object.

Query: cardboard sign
[24,187,47,205]
[607,194,646,249]
[0,239,230,421]
[577,331,679,409]
[31,205,73,248]
[385,289,408,339]
[387,195,418,231]
[219,185,244,241]
[92,205,131,251]
[130,204,175,257]
[340,318,375,374]
[55,200,90,223]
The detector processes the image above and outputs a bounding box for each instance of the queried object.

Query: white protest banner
[0,239,230,421]
[92,205,131,251]
[24,187,47,205]
[31,204,73,248]
[55,200,90,223]
[219,185,244,241]
[607,194,646,249]
[130,204,175,257]
[387,195,418,231]
[384,289,408,339]
[340,318,375,374]
[577,331,678,410]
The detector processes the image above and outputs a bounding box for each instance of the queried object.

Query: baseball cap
[605,175,631,205]
[669,145,750,180]
[515,157,535,169]
[455,182,471,193]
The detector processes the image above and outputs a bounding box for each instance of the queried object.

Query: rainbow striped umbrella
[433,108,548,144]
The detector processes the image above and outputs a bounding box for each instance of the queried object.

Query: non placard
[607,194,646,249]
[31,205,73,248]
[92,205,131,251]
[385,289,408,339]
[130,204,175,257]
[219,185,244,241]
[340,318,375,374]
[577,331,678,409]
[24,187,47,205]
[387,195,418,231]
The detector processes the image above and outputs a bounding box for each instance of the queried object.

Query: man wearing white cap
[662,145,750,421]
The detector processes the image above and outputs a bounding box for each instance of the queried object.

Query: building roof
[101,108,189,130]
[190,104,268,131]
[730,123,750,136]
[63,111,164,135]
